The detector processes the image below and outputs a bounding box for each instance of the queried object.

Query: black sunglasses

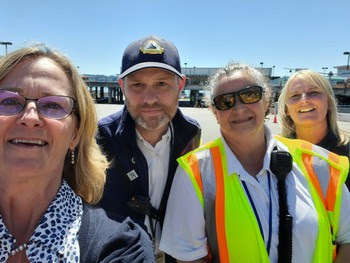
[212,85,263,111]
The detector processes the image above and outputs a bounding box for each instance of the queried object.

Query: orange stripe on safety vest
[326,166,339,212]
[328,151,339,164]
[210,146,229,263]
[187,154,203,193]
[301,142,326,207]
[327,151,340,260]
[326,152,340,212]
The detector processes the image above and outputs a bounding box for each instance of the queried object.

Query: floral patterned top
[0,181,83,262]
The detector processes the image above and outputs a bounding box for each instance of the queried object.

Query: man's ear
[118,78,125,93]
[178,75,186,91]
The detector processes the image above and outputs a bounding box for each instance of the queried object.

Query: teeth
[12,139,46,146]
[299,108,314,113]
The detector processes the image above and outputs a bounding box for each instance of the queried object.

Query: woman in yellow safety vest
[277,70,350,189]
[160,62,350,262]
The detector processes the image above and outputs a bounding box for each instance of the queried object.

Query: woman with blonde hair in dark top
[278,69,350,187]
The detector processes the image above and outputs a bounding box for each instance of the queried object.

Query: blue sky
[1,0,349,77]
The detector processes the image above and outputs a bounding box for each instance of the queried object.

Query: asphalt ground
[95,104,350,144]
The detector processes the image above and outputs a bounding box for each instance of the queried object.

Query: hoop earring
[71,149,75,165]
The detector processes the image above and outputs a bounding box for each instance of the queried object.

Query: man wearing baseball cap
[97,36,201,261]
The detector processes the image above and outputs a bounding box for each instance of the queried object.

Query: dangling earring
[71,149,75,164]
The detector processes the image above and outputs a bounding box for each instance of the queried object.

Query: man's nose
[142,87,159,104]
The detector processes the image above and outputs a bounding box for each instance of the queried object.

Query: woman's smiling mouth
[9,138,48,146]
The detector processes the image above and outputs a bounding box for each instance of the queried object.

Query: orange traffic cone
[273,114,277,123]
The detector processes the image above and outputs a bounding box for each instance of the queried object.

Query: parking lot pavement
[95,104,350,144]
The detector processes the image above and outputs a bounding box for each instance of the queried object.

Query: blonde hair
[278,70,349,145]
[0,45,109,204]
[208,62,272,116]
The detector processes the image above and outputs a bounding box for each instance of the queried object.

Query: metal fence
[338,105,350,113]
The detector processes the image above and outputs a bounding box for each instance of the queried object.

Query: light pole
[344,52,350,71]
[322,67,328,75]
[260,62,264,69]
[272,66,275,76]
[0,42,12,55]
[184,62,187,75]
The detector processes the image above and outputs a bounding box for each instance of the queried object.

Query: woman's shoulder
[79,203,154,262]
[329,139,350,158]
[313,130,348,157]
[81,203,146,235]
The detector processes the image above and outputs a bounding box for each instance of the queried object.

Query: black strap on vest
[270,149,293,263]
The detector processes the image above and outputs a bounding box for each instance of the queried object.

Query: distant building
[181,67,272,78]
[334,65,350,78]
[84,74,117,82]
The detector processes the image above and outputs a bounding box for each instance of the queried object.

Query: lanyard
[149,123,174,237]
[241,171,272,255]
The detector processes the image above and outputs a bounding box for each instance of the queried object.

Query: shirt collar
[136,125,171,150]
[222,125,282,180]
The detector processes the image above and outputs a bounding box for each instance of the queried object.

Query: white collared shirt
[160,126,350,262]
[136,126,171,252]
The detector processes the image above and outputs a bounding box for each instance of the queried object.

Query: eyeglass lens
[0,90,75,119]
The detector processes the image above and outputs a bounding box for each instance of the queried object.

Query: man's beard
[126,100,177,131]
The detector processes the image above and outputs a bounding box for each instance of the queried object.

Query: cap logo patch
[140,39,164,54]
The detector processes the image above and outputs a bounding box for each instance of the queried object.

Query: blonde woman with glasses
[0,45,154,262]
[278,70,350,188]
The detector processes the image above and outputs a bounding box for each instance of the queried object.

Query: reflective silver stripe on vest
[312,155,331,198]
[197,149,220,263]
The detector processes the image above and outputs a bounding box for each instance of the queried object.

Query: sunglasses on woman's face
[0,89,77,119]
[212,85,263,111]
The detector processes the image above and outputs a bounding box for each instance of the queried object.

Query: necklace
[9,242,28,256]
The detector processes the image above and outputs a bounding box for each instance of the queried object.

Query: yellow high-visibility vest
[177,136,348,262]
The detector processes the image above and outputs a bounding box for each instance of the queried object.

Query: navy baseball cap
[119,36,183,79]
